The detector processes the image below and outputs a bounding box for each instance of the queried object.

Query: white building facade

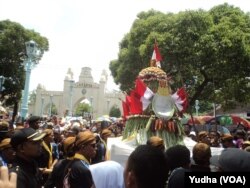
[28,67,124,118]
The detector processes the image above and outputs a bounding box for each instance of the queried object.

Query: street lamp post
[69,80,74,117]
[20,40,43,119]
[195,100,199,116]
[41,97,44,117]
[107,99,110,115]
[90,97,93,118]
[89,97,93,127]
[49,94,53,117]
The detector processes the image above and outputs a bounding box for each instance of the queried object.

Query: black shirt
[68,159,94,188]
[44,158,73,188]
[9,156,43,188]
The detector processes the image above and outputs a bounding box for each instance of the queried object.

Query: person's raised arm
[0,166,17,188]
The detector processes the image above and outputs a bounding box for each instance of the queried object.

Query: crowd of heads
[184,122,250,150]
[0,113,250,188]
[0,114,126,188]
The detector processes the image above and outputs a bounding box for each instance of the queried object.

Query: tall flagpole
[173,43,198,136]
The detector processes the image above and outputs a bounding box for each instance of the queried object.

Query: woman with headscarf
[90,160,125,188]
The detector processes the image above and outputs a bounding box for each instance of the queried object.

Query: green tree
[110,4,250,112]
[0,20,49,121]
[75,103,91,117]
[109,105,121,117]
[51,104,57,116]
[28,90,36,105]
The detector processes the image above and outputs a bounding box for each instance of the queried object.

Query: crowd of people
[0,113,250,188]
[183,122,250,150]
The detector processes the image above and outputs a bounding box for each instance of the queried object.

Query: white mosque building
[28,67,124,118]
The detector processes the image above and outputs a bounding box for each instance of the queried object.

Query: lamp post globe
[20,40,42,119]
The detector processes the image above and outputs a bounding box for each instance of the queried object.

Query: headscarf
[90,160,125,188]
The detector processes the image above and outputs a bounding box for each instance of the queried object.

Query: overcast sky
[0,0,249,92]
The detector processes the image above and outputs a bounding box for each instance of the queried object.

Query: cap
[10,128,46,149]
[210,148,250,171]
[221,134,233,142]
[198,131,208,140]
[0,138,11,150]
[101,129,112,137]
[28,116,41,124]
[63,136,76,152]
[75,130,95,147]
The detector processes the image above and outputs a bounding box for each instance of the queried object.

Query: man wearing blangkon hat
[64,130,96,188]
[9,128,46,188]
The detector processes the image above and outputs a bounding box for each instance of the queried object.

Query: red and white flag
[171,87,188,113]
[125,95,132,113]
[151,42,162,68]
[122,100,130,118]
[130,90,143,114]
[135,79,154,111]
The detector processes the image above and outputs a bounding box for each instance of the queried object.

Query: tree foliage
[75,103,91,117]
[51,104,58,116]
[0,20,49,122]
[0,20,49,107]
[109,4,250,111]
[109,105,121,117]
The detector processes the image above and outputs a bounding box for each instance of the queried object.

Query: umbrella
[207,115,250,129]
[109,117,117,122]
[96,115,112,123]
[186,116,213,125]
